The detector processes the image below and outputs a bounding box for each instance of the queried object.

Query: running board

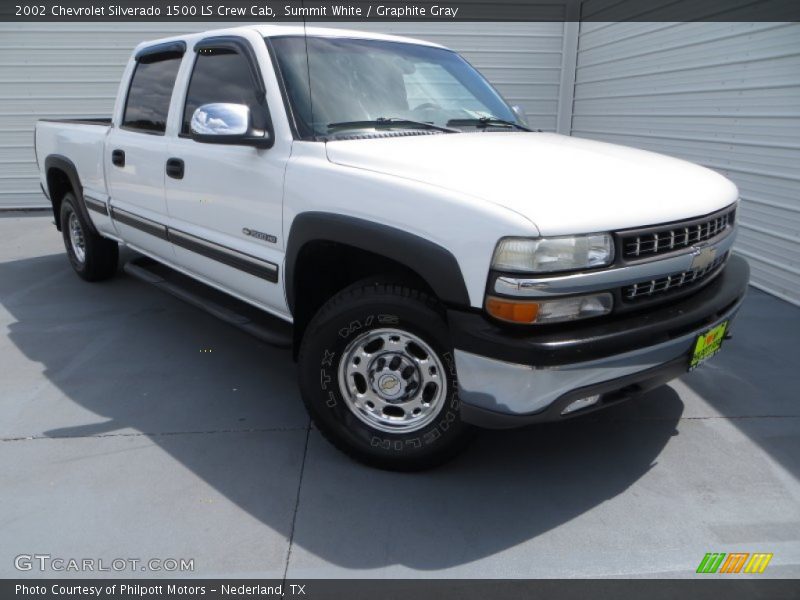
[123,256,292,349]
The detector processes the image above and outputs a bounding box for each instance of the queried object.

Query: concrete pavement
[1,213,798,578]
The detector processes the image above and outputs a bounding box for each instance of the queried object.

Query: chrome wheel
[338,328,447,433]
[68,211,86,264]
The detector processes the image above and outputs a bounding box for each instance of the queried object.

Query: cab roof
[134,24,445,55]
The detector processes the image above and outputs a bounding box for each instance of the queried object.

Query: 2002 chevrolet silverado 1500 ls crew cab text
[35,25,750,470]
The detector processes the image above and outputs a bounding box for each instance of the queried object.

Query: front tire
[60,193,118,281]
[298,282,473,471]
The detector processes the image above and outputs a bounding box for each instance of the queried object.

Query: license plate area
[689,320,729,370]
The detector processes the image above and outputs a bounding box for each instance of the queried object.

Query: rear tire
[298,281,473,471]
[60,193,118,281]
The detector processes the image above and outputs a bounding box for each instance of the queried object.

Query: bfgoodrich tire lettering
[298,282,473,470]
[60,193,118,282]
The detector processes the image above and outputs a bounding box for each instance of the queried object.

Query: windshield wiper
[326,117,460,134]
[446,116,532,132]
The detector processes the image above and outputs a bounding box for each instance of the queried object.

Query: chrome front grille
[622,252,728,301]
[620,207,735,260]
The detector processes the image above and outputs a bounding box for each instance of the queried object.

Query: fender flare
[285,212,471,313]
[44,154,98,235]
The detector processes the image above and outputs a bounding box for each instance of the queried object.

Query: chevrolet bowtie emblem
[380,377,398,390]
[691,246,717,271]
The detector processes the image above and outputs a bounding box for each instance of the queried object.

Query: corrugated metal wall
[570,22,800,305]
[0,21,566,210]
[2,20,798,304]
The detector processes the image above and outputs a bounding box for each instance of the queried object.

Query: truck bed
[35,118,112,205]
[38,117,112,126]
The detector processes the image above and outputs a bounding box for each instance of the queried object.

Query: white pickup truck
[35,25,749,470]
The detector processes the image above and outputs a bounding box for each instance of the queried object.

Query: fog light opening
[561,394,601,415]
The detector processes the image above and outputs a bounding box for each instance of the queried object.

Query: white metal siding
[570,22,800,305]
[5,20,798,305]
[0,21,565,210]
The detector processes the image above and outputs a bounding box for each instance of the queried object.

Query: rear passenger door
[106,44,183,258]
[165,37,289,315]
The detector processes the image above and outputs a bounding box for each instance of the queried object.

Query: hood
[325,132,738,236]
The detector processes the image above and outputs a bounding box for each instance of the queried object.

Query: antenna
[301,0,315,140]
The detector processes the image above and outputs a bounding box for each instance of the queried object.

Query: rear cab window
[122,46,184,134]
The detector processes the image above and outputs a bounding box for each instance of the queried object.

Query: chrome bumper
[455,293,745,424]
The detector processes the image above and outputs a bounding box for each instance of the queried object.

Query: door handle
[166,158,184,180]
[111,149,125,167]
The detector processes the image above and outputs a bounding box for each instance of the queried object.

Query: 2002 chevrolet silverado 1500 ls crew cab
[36,25,749,470]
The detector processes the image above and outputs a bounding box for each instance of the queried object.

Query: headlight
[485,293,613,325]
[492,234,614,273]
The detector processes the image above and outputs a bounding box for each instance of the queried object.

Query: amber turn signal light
[485,297,540,324]
[486,292,614,325]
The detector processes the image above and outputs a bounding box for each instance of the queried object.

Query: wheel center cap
[376,373,404,399]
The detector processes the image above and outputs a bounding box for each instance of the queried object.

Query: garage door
[570,22,800,305]
[0,21,566,210]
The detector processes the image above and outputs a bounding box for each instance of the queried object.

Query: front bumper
[450,254,750,428]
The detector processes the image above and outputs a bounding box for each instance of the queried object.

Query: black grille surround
[617,204,736,262]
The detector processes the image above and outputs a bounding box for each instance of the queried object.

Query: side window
[182,48,265,134]
[122,54,182,134]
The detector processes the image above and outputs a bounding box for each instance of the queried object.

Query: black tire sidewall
[59,193,118,281]
[299,286,467,468]
[60,195,88,275]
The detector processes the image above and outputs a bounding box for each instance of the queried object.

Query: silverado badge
[242,228,277,244]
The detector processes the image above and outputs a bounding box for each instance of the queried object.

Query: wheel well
[291,241,436,358]
[46,167,73,230]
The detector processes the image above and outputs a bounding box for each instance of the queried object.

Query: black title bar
[4,579,800,600]
[1,0,799,22]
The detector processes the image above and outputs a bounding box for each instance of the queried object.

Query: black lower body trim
[111,207,167,240]
[84,195,109,216]
[109,206,279,283]
[169,229,278,283]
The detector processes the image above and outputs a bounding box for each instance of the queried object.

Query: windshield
[269,36,522,139]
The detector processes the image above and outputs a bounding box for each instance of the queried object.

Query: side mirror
[511,105,529,127]
[190,103,271,148]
